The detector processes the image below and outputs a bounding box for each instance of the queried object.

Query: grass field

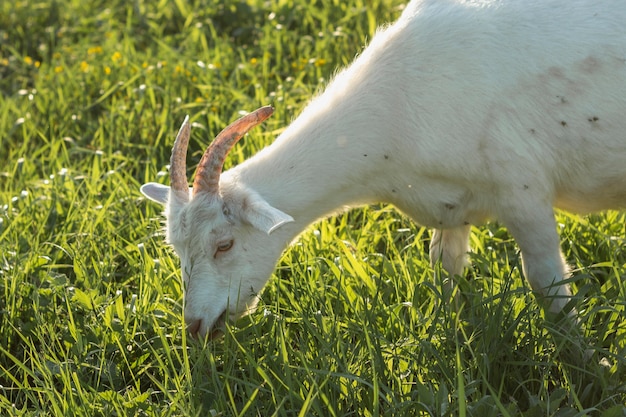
[1,0,625,415]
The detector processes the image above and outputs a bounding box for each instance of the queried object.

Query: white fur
[142,0,626,338]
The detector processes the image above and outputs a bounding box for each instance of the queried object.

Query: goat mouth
[207,311,227,339]
[186,310,227,339]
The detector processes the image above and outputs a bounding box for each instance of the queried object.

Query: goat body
[142,0,626,338]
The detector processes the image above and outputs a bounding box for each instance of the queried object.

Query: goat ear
[140,183,170,205]
[241,195,294,235]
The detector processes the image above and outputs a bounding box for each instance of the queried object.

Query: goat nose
[185,317,202,338]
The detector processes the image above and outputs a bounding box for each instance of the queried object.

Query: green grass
[1,0,625,415]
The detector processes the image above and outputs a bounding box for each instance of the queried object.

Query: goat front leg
[501,202,590,362]
[500,204,574,318]
[430,225,471,297]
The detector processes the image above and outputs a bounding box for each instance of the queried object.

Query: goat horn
[193,106,274,197]
[170,115,191,202]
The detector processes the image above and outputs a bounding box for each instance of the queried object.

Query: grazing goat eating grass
[142,0,626,341]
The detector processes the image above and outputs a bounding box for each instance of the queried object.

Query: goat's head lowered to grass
[141,107,294,338]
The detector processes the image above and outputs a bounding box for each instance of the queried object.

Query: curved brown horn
[170,115,191,202]
[193,106,274,196]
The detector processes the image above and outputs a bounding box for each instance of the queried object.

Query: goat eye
[216,240,234,253]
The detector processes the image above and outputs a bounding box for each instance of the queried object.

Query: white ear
[242,194,294,235]
[140,183,170,205]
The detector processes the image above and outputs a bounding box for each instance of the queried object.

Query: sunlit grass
[1,0,625,415]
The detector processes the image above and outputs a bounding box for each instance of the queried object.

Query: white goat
[142,0,626,339]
